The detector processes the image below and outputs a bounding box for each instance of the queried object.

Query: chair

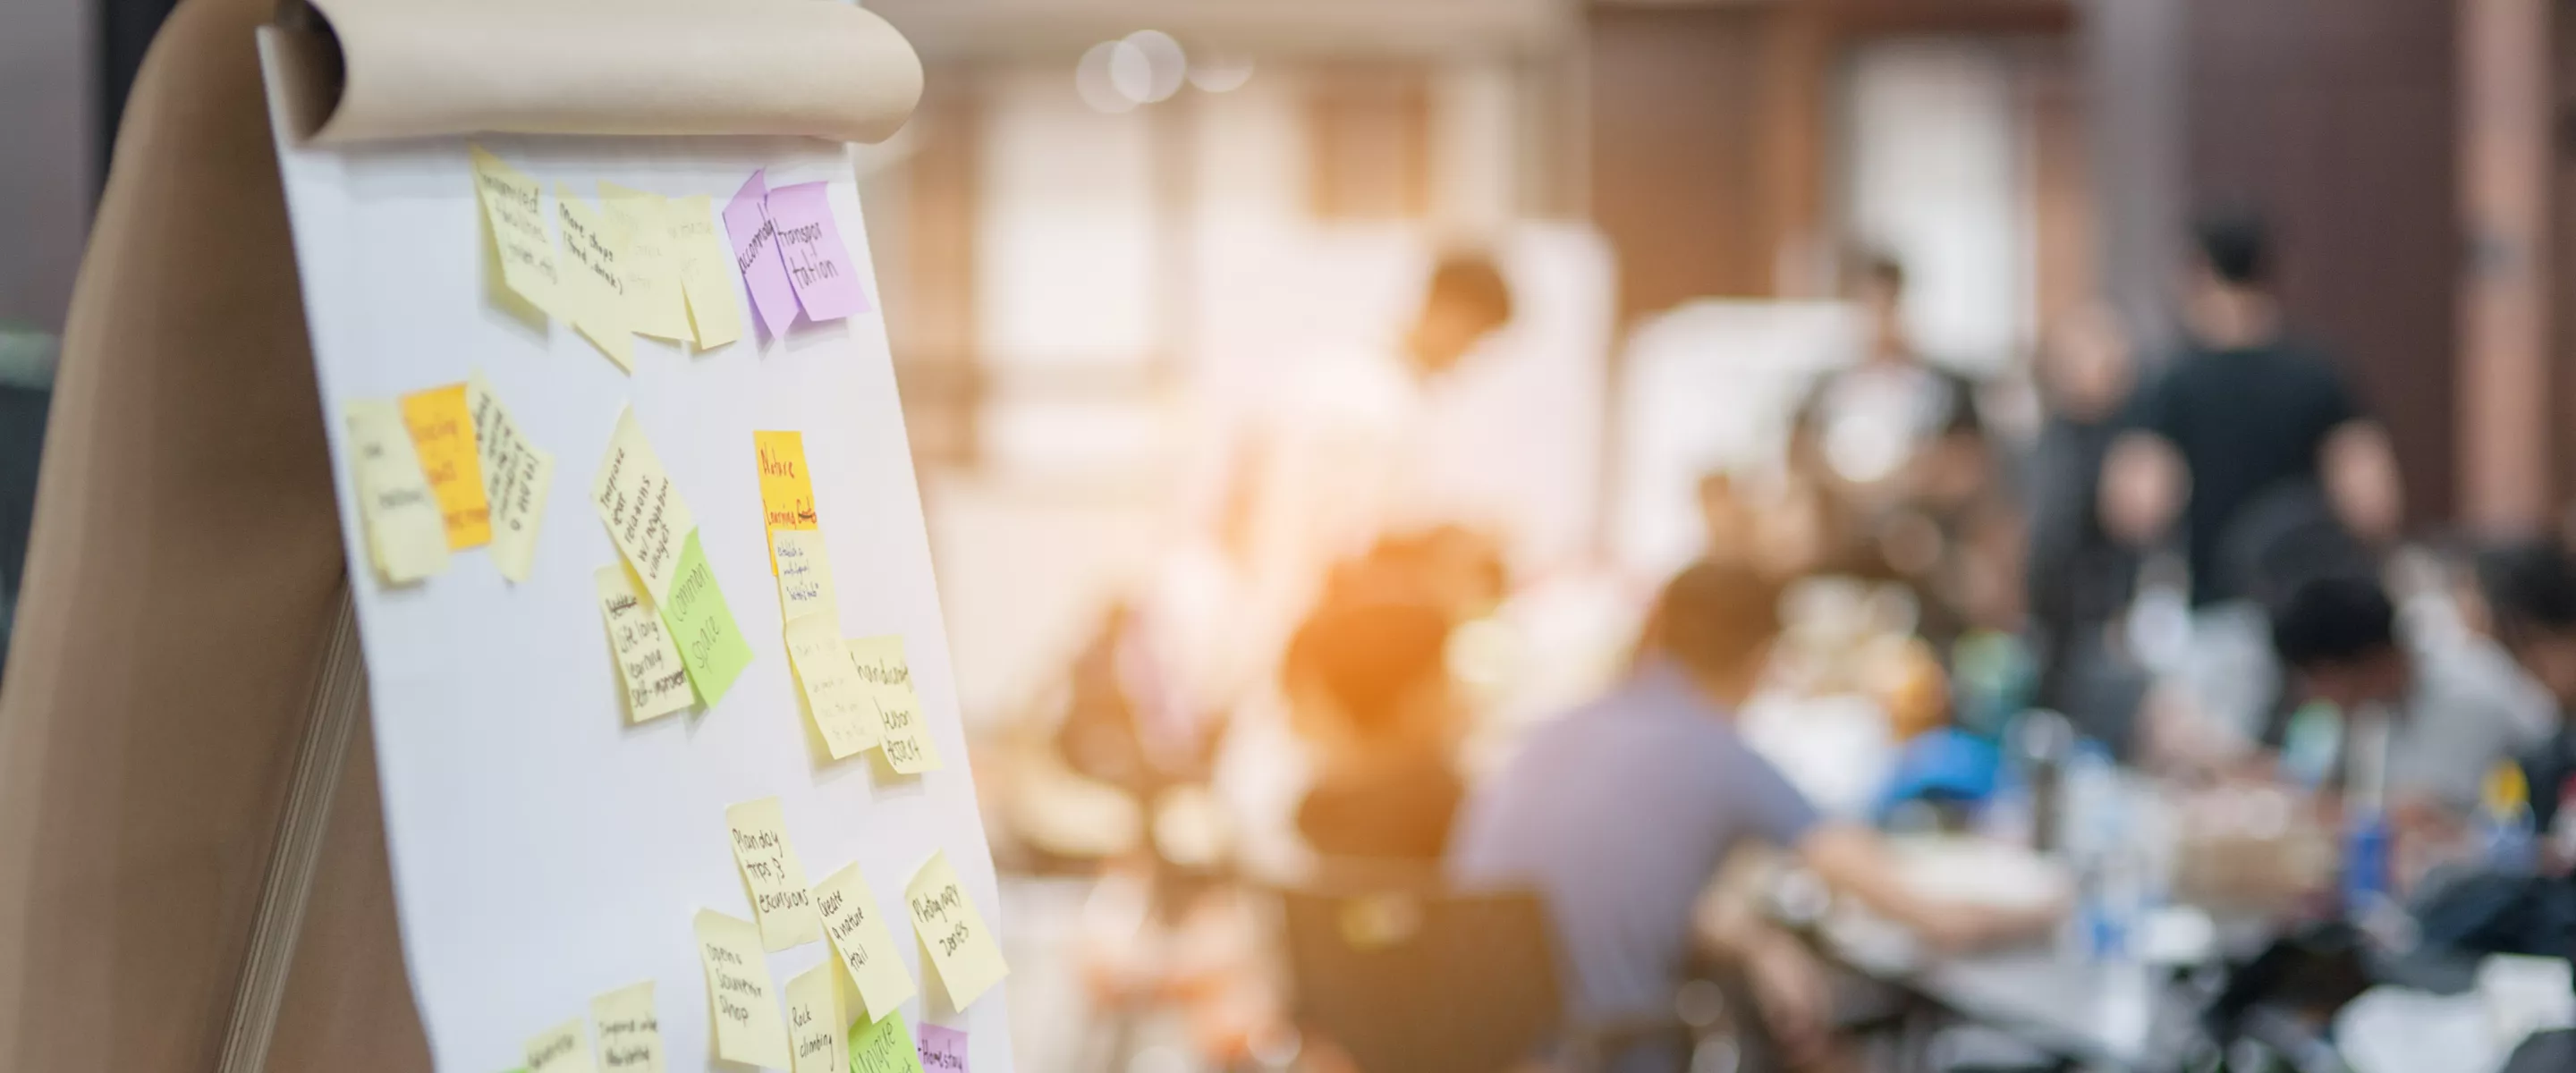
[1275,883,1568,1073]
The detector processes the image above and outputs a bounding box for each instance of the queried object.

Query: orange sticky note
[755,431,820,572]
[401,383,492,549]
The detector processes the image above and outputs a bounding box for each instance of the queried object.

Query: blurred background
[17,0,2576,1070]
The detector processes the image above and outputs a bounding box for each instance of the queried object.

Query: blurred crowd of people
[984,207,2576,1073]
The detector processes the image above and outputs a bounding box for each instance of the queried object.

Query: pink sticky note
[766,181,873,322]
[916,1023,967,1073]
[723,170,798,338]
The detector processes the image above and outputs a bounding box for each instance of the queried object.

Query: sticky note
[726,797,824,950]
[469,146,563,321]
[556,185,636,371]
[785,963,845,1073]
[344,399,451,585]
[849,636,940,774]
[915,1024,967,1073]
[666,194,743,350]
[692,909,792,1069]
[399,384,492,550]
[813,862,917,1022]
[724,170,799,338]
[597,565,694,722]
[592,407,697,600]
[591,981,665,1073]
[755,430,822,572]
[601,182,691,342]
[773,530,840,625]
[525,1018,597,1073]
[785,615,880,760]
[765,182,872,321]
[849,1011,926,1073]
[466,374,554,582]
[904,851,1008,1010]
[661,532,753,706]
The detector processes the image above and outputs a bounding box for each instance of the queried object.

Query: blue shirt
[1448,663,1822,1021]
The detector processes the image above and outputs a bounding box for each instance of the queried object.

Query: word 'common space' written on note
[850,635,940,774]
[905,851,1009,1010]
[725,797,823,950]
[813,861,917,1021]
[693,909,792,1069]
[590,981,666,1073]
[765,182,872,322]
[469,146,562,321]
[849,1010,927,1073]
[596,565,693,722]
[343,399,450,586]
[662,532,753,705]
[785,962,845,1073]
[525,1018,597,1073]
[466,373,554,583]
[399,383,492,551]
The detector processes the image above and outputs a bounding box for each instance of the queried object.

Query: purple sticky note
[765,181,873,322]
[916,1023,967,1073]
[723,170,798,339]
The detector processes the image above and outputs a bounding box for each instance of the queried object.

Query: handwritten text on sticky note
[526,1018,597,1073]
[592,407,697,601]
[755,429,821,572]
[693,909,792,1069]
[400,384,492,550]
[662,532,752,706]
[344,399,451,586]
[466,374,553,582]
[905,851,1008,1010]
[915,1024,967,1073]
[590,980,665,1073]
[773,529,840,625]
[766,182,871,322]
[786,962,845,1073]
[786,614,880,760]
[601,182,691,342]
[556,186,635,371]
[726,796,824,950]
[724,170,799,338]
[667,194,743,350]
[814,862,918,1022]
[850,636,940,774]
[597,565,693,722]
[469,146,562,320]
[850,1010,926,1073]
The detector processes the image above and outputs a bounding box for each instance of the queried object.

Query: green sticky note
[849,1010,924,1073]
[659,530,753,705]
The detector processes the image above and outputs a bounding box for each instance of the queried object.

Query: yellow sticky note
[772,529,840,626]
[591,407,697,601]
[725,797,824,950]
[784,614,880,760]
[590,980,665,1073]
[466,373,554,582]
[343,399,451,585]
[556,184,635,372]
[904,851,1008,1010]
[785,962,845,1073]
[469,146,563,321]
[668,194,743,350]
[754,430,820,573]
[692,909,792,1069]
[400,383,492,550]
[849,635,940,774]
[813,862,918,1021]
[601,182,691,342]
[526,1017,597,1073]
[597,565,694,722]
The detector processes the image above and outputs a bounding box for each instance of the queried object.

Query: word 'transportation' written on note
[724,170,799,339]
[469,146,563,322]
[725,796,823,950]
[666,194,743,351]
[784,962,845,1073]
[904,851,1009,1010]
[766,182,871,322]
[400,383,492,550]
[525,1017,597,1073]
[813,861,917,1023]
[590,981,666,1073]
[916,1023,968,1073]
[849,635,940,774]
[343,400,452,586]
[596,565,693,722]
[693,909,792,1069]
[465,373,554,583]
[849,1010,927,1073]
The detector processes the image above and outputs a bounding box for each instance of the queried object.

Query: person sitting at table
[1449,561,2063,1072]
[2268,571,2555,818]
[1285,593,1470,870]
[2478,541,2576,843]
